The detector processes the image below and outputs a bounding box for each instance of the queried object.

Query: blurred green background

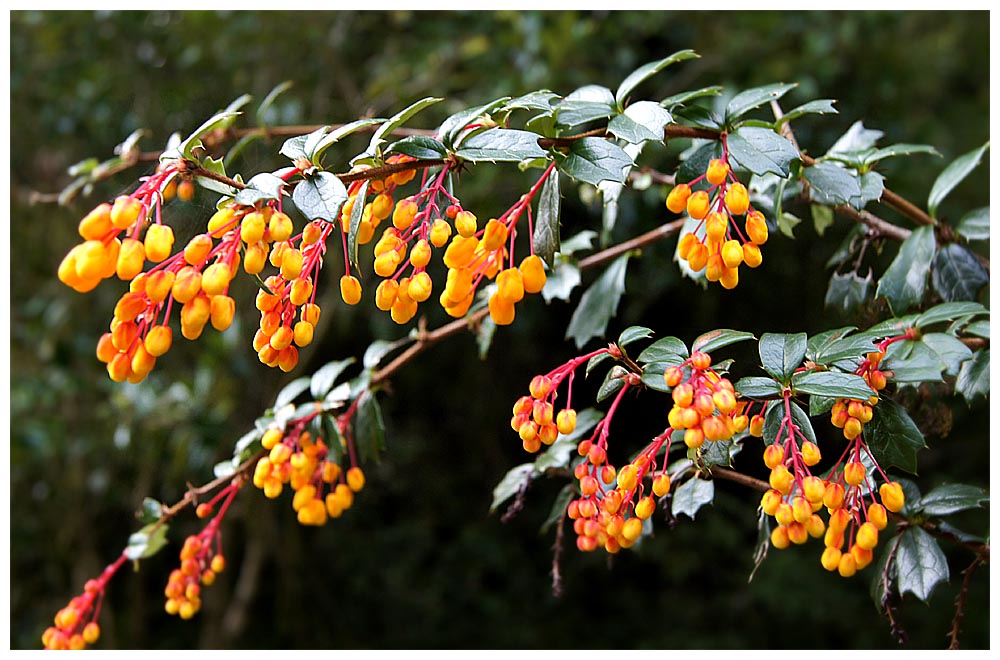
[10,10,989,650]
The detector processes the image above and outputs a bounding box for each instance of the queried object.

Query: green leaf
[347,179,370,269]
[826,121,884,157]
[932,243,989,302]
[256,80,294,127]
[875,226,936,315]
[585,352,614,378]
[502,91,560,113]
[791,371,873,400]
[232,427,263,463]
[596,367,627,403]
[812,330,879,366]
[177,111,241,160]
[863,143,940,166]
[554,138,633,187]
[357,97,442,164]
[554,85,616,127]
[454,128,547,163]
[637,336,689,363]
[139,497,164,525]
[700,437,743,469]
[956,206,989,241]
[363,337,409,369]
[915,302,986,331]
[490,464,534,513]
[803,162,862,205]
[811,204,835,237]
[618,326,653,348]
[928,141,989,219]
[355,390,386,464]
[677,141,723,187]
[438,96,511,148]
[691,329,755,355]
[895,526,950,602]
[310,358,356,400]
[476,316,497,360]
[763,400,816,446]
[275,377,311,409]
[883,340,946,383]
[921,333,973,376]
[734,376,782,399]
[918,483,989,516]
[759,333,807,384]
[824,271,872,316]
[724,83,797,123]
[809,395,837,416]
[534,170,561,268]
[775,99,838,126]
[125,523,170,561]
[963,320,990,339]
[540,485,576,534]
[865,398,926,474]
[671,477,715,519]
[607,101,672,144]
[659,85,723,109]
[564,253,631,349]
[292,171,348,222]
[558,229,597,256]
[386,135,449,160]
[615,50,698,105]
[234,172,286,207]
[854,170,885,208]
[777,212,802,239]
[726,127,799,177]
[641,361,683,392]
[955,349,989,403]
[540,256,580,303]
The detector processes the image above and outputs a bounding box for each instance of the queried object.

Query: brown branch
[707,466,769,492]
[577,218,686,271]
[948,555,984,649]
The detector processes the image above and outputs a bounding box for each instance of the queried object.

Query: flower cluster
[666,145,768,289]
[829,348,888,440]
[665,350,749,447]
[252,422,365,526]
[164,481,240,618]
[42,553,127,649]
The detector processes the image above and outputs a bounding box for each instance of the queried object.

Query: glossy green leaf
[803,162,862,205]
[671,477,715,520]
[919,483,989,516]
[691,329,755,355]
[824,271,872,316]
[540,485,576,534]
[791,371,873,400]
[921,333,973,376]
[355,97,442,164]
[347,179,370,269]
[883,339,945,383]
[292,171,348,222]
[864,143,939,166]
[540,255,581,303]
[806,326,859,360]
[565,253,631,349]
[125,523,169,561]
[914,302,987,330]
[932,243,988,302]
[875,226,936,315]
[596,367,627,403]
[534,170,561,268]
[637,336,689,363]
[955,349,989,403]
[234,172,286,207]
[962,320,990,339]
[387,135,449,160]
[808,395,837,416]
[615,50,698,105]
[763,399,816,446]
[811,203,835,236]
[476,316,497,360]
[777,212,802,239]
[555,138,633,187]
[139,497,164,525]
[866,398,926,474]
[177,111,241,160]
[274,377,310,409]
[310,358,356,400]
[775,99,838,126]
[607,101,672,143]
[502,91,560,113]
[759,332,807,384]
[355,390,386,464]
[733,376,782,399]
[700,437,742,469]
[812,329,879,366]
[438,96,511,148]
[454,128,547,163]
[853,170,885,208]
[724,82,797,123]
[928,141,989,219]
[676,141,723,187]
[659,85,723,109]
[641,361,683,392]
[554,85,616,127]
[895,526,949,602]
[585,352,613,378]
[490,464,535,513]
[826,121,884,157]
[956,206,989,241]
[363,337,409,369]
[726,126,799,177]
[618,326,653,348]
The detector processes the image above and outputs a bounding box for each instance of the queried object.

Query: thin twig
[948,555,984,649]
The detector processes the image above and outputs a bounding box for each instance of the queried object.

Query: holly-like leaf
[555,138,633,187]
[763,400,816,446]
[914,302,987,330]
[791,371,873,400]
[438,96,511,148]
[274,377,310,409]
[312,118,387,164]
[724,82,797,124]
[659,85,723,109]
[310,358,356,400]
[803,162,862,206]
[618,326,653,348]
[607,101,672,144]
[811,203,835,236]
[726,126,799,177]
[176,111,241,160]
[534,170,561,268]
[691,329,755,355]
[125,523,170,561]
[671,477,715,520]
[615,50,698,106]
[921,333,973,376]
[490,464,535,513]
[865,398,926,474]
[956,206,989,241]
[759,333,807,384]
[292,171,348,222]
[875,226,936,315]
[734,376,782,399]
[955,349,989,403]
[863,143,940,167]
[355,390,386,464]
[932,243,989,302]
[824,271,872,316]
[826,121,884,157]
[139,497,164,525]
[354,97,442,164]
[596,367,626,403]
[554,85,616,127]
[928,141,990,219]
[386,135,449,160]
[637,336,689,363]
[919,483,989,516]
[540,255,581,303]
[883,340,946,383]
[454,128,547,163]
[811,330,879,366]
[895,526,950,602]
[234,172,286,207]
[700,437,742,469]
[677,141,723,188]
[775,99,838,126]
[564,253,631,349]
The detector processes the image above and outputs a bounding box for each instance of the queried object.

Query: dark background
[9,10,990,649]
